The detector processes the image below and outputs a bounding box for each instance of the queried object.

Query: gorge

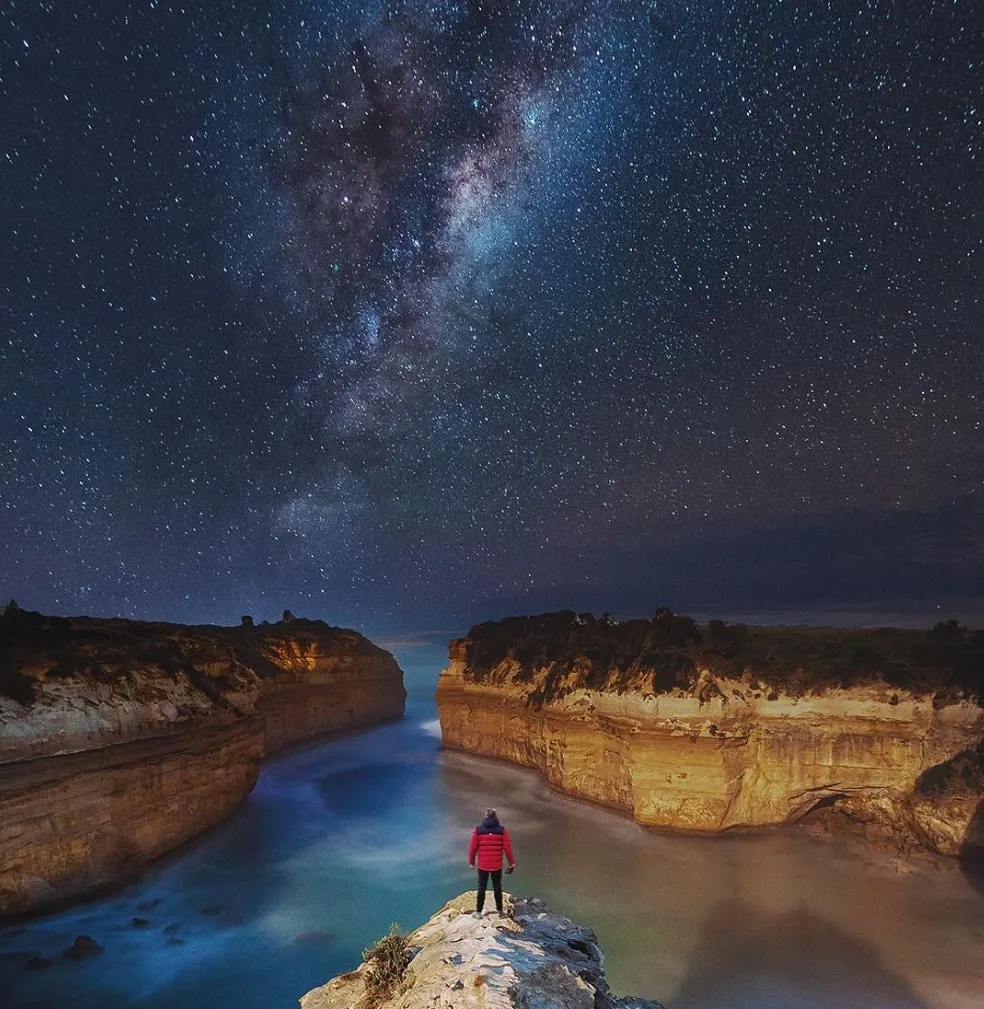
[1,649,982,1009]
[0,606,405,917]
[437,610,984,857]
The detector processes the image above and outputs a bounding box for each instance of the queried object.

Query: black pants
[476,869,503,912]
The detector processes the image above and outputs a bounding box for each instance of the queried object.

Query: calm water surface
[1,644,982,1009]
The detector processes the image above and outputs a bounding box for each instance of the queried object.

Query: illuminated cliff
[437,610,984,854]
[0,608,405,915]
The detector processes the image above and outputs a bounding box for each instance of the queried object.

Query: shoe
[471,911,483,918]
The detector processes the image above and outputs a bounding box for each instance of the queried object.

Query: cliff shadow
[959,798,984,899]
[668,896,934,1009]
[912,742,984,901]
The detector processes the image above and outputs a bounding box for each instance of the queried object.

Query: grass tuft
[360,924,412,1008]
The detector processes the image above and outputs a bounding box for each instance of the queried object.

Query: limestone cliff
[904,741,984,857]
[0,608,405,916]
[300,892,663,1009]
[437,611,984,855]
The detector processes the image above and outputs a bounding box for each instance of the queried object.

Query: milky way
[1,1,982,633]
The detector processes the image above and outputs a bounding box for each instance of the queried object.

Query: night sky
[1,1,982,636]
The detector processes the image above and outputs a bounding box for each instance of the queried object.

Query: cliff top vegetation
[458,609,984,707]
[0,606,384,705]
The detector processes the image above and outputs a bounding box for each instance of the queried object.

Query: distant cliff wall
[437,611,984,855]
[0,610,405,916]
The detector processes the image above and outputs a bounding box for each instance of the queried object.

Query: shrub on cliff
[360,924,412,1008]
[0,665,36,705]
[459,609,984,706]
[0,602,39,704]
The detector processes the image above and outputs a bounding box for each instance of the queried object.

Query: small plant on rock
[360,924,412,1008]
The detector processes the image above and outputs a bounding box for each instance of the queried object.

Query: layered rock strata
[300,892,663,1009]
[437,611,984,854]
[0,609,405,916]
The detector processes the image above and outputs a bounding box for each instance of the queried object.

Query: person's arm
[502,828,515,867]
[468,829,479,868]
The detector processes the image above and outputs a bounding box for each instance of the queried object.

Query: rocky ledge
[437,610,984,858]
[0,605,405,916]
[300,892,663,1009]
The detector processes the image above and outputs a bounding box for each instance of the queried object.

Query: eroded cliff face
[300,892,664,1009]
[254,629,405,753]
[903,742,984,857]
[0,610,405,916]
[436,612,984,854]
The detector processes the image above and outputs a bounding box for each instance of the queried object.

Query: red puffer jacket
[469,819,515,872]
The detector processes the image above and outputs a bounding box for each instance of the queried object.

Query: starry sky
[1,0,982,636]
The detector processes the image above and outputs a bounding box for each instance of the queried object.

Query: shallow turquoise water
[1,644,983,1009]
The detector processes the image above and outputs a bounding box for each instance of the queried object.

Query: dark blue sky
[1,1,981,635]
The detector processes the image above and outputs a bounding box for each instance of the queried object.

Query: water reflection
[671,898,932,1009]
[438,747,984,1006]
[0,703,453,1009]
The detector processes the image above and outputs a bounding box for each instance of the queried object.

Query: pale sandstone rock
[906,792,984,856]
[299,892,664,1009]
[436,657,983,851]
[903,744,984,857]
[0,613,405,915]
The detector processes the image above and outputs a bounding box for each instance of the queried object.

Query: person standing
[468,807,516,916]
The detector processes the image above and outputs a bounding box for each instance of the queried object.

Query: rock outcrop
[0,608,405,916]
[437,611,984,855]
[904,741,984,858]
[300,892,664,1009]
